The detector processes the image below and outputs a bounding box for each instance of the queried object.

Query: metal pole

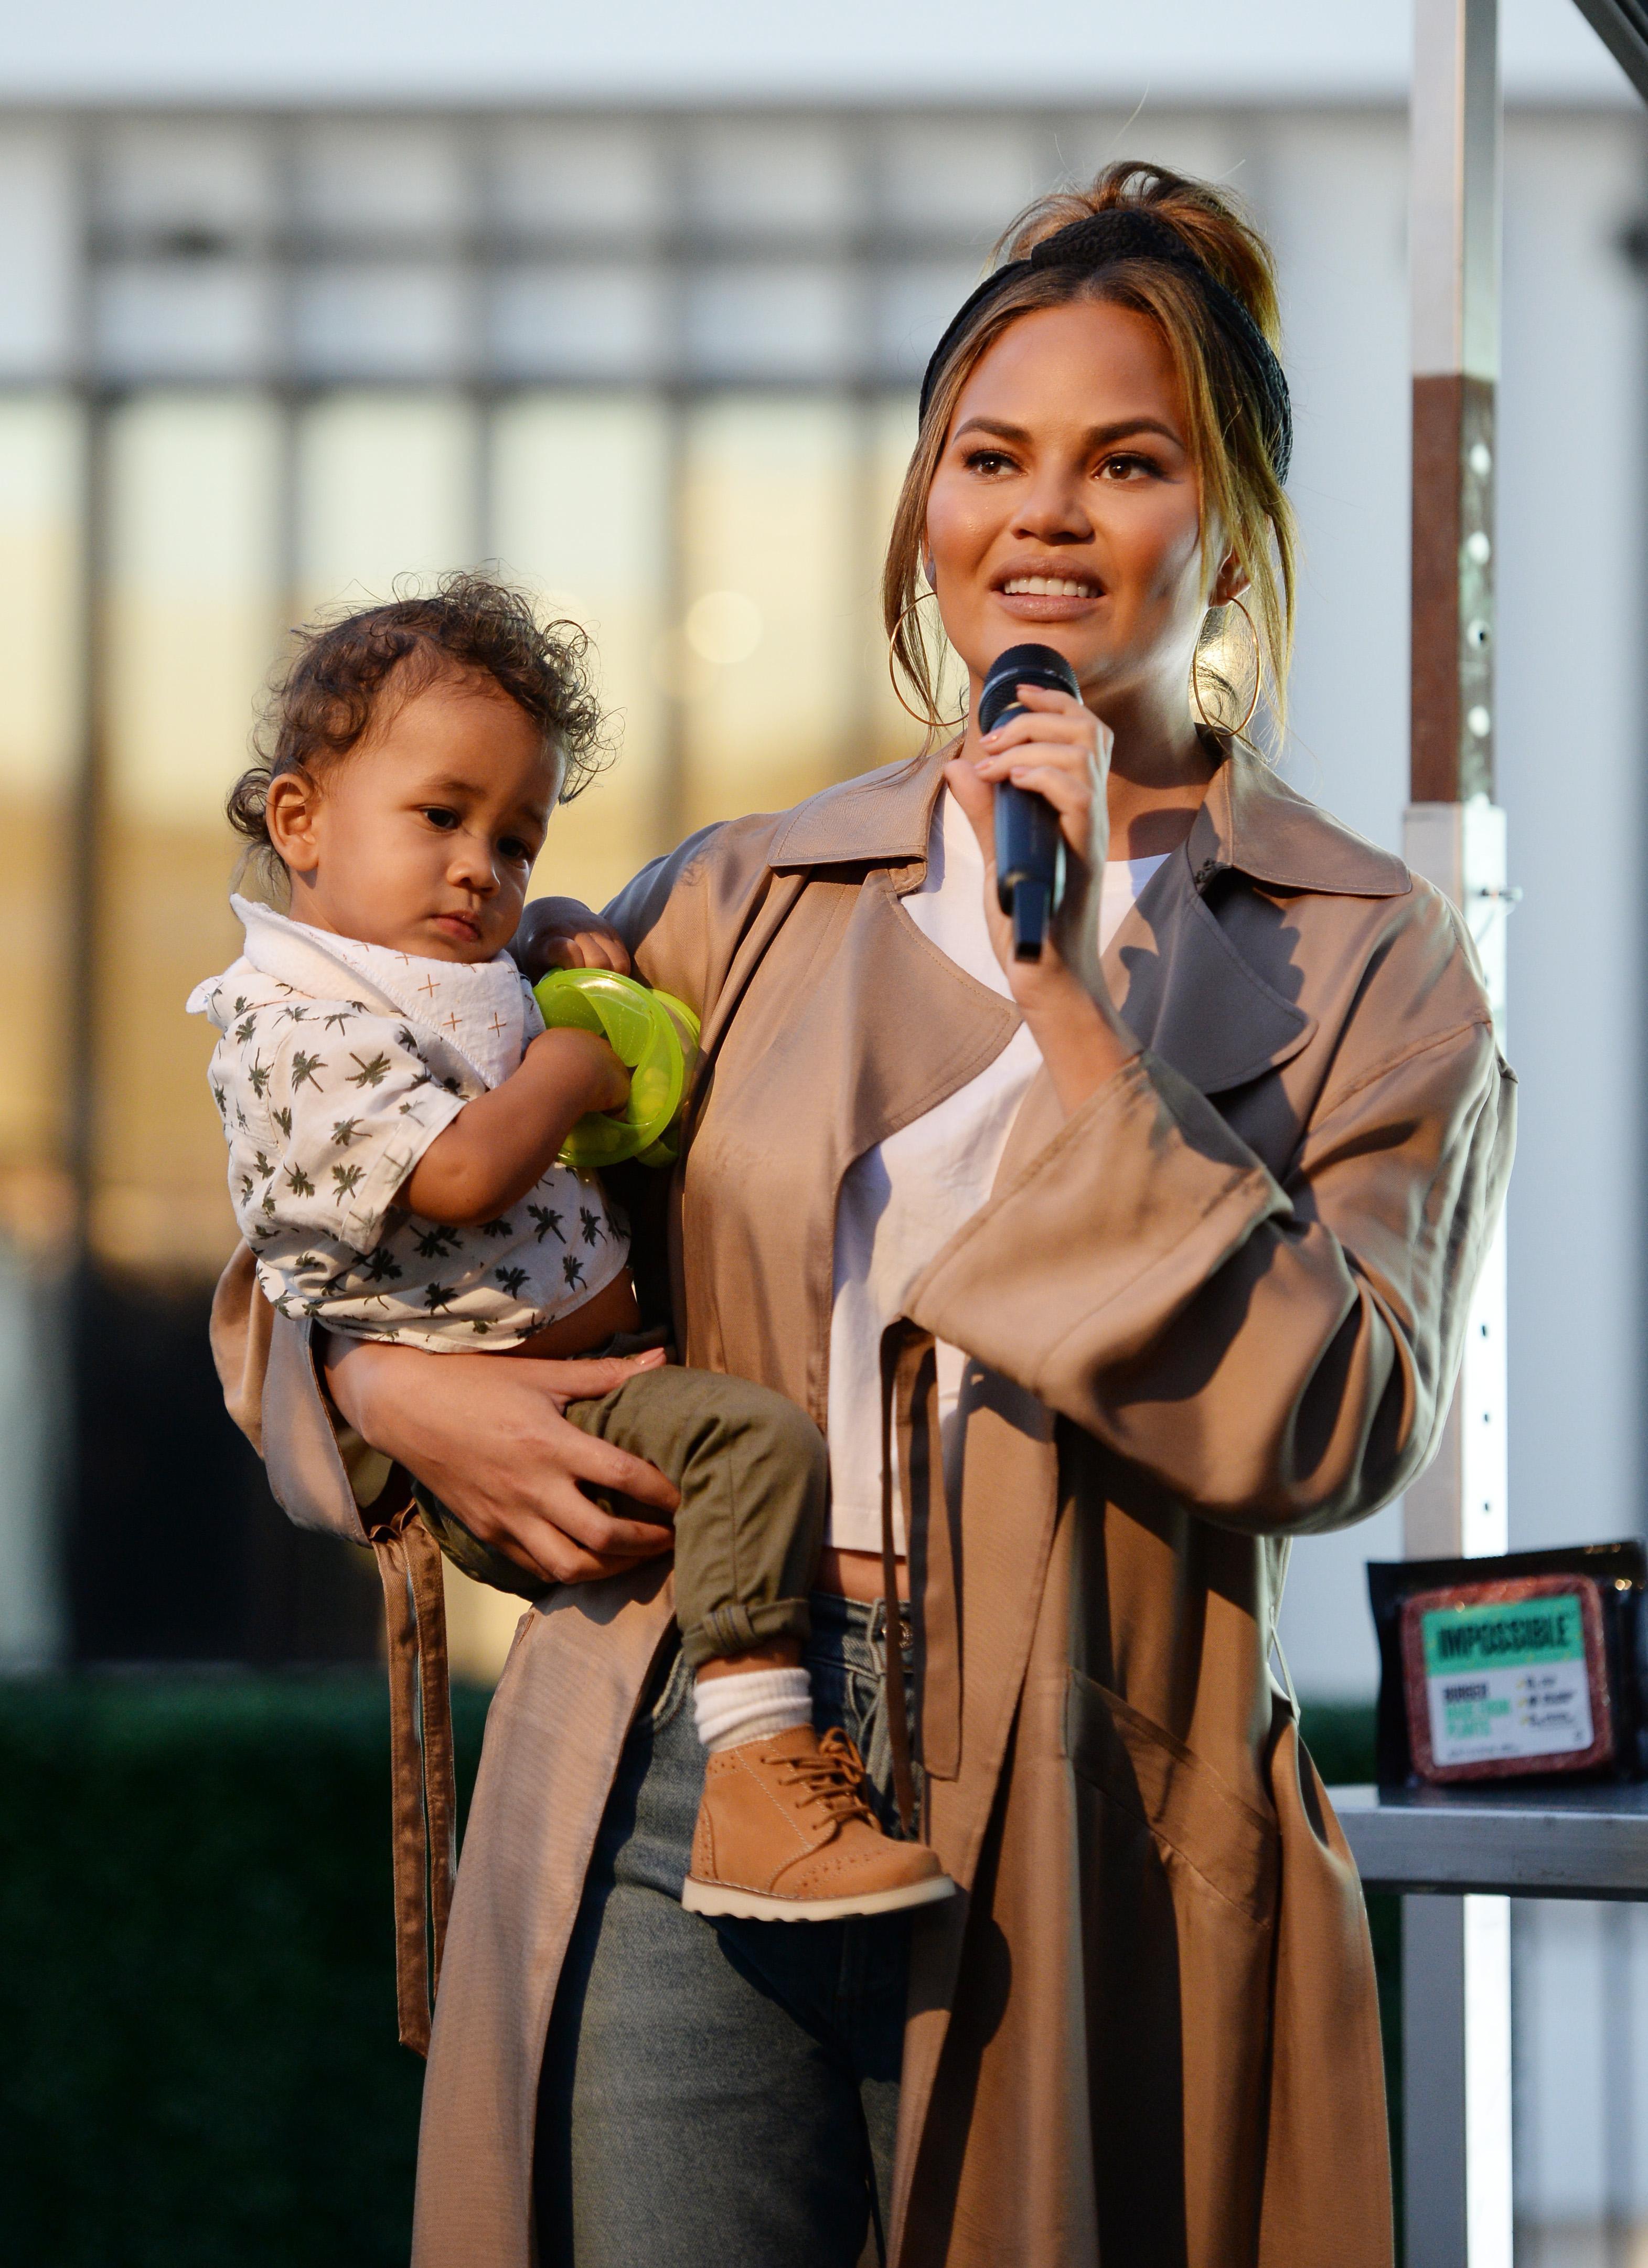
[1401,7,1514,2265]
[656,123,691,858]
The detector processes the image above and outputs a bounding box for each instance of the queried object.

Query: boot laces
[778,1728,877,1825]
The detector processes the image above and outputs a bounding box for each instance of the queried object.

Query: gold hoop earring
[887,590,965,733]
[1191,594,1262,741]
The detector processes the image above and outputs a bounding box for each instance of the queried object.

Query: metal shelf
[1328,1781,1648,1900]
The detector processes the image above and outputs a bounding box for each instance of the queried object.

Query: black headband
[917,207,1292,485]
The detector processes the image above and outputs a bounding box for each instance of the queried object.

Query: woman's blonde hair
[883,161,1298,749]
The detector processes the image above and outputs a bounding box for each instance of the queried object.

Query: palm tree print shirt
[187,899,627,1348]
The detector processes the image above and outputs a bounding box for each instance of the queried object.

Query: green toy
[532,967,701,1169]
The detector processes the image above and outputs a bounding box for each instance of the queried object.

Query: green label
[1419,1591,1597,1767]
[1421,1595,1585,1677]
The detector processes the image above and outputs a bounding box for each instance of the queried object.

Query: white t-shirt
[825,789,1165,1552]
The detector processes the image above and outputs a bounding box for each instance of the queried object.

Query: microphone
[978,643,1082,962]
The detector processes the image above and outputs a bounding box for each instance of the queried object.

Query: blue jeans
[536,1593,916,2268]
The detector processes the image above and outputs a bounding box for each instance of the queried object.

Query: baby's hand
[527,1026,631,1118]
[510,897,631,978]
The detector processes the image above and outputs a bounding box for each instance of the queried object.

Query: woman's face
[924,299,1236,725]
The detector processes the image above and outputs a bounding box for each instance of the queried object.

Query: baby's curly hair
[228,570,608,898]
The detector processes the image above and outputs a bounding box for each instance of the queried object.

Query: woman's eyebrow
[952,414,1183,448]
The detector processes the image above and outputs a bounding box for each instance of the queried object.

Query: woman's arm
[323,1334,680,1585]
[929,688,1520,1538]
[910,968,1513,1538]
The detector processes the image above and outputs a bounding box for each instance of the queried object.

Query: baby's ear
[264,769,325,873]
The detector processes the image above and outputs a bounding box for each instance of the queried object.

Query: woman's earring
[887,589,966,732]
[1190,594,1262,741]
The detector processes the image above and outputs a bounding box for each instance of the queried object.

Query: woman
[214,163,1513,2267]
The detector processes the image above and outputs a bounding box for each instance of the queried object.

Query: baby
[190,572,949,1922]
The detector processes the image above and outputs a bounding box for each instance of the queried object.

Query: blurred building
[0,6,1646,2251]
[0,104,1122,1676]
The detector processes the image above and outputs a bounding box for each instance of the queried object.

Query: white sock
[693,1667,812,1753]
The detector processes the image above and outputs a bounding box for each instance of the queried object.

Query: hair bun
[1026,209,1187,271]
[1003,162,1280,345]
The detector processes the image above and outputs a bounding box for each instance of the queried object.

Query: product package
[1366,1543,1648,1790]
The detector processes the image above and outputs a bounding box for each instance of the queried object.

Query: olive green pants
[415,1363,828,1669]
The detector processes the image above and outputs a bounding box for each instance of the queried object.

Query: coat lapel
[1105,848,1315,1096]
[828,869,1022,1173]
[1106,751,1407,1098]
[770,756,1022,1181]
[770,749,1025,1188]
[985,750,1413,1174]
[676,754,1021,1422]
[766,751,941,871]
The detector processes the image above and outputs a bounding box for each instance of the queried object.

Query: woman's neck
[1096,676,1219,859]
[956,679,1217,864]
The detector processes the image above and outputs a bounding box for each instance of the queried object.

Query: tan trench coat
[212,746,1514,2268]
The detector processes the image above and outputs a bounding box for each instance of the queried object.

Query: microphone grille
[978,643,1080,734]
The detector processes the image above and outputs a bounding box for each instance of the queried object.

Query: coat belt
[879,1318,961,1829]
[363,1484,456,2058]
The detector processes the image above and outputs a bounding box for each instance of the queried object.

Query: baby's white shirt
[187,898,627,1349]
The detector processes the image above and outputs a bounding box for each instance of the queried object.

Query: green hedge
[0,1676,489,2268]
[0,1679,1391,2267]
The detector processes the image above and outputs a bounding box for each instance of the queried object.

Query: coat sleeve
[209,1243,391,1545]
[907,992,1514,1539]
[602,814,786,1020]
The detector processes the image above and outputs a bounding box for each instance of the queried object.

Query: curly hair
[885,161,1298,752]
[228,570,608,897]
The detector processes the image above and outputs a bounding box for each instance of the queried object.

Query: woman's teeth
[1002,576,1098,597]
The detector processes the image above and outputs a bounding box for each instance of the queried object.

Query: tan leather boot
[681,1724,954,1921]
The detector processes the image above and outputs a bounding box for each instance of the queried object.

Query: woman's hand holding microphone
[943,672,1140,1115]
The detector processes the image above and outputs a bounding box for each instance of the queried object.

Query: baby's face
[273,671,563,962]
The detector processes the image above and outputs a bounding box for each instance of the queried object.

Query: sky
[0,0,1632,109]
